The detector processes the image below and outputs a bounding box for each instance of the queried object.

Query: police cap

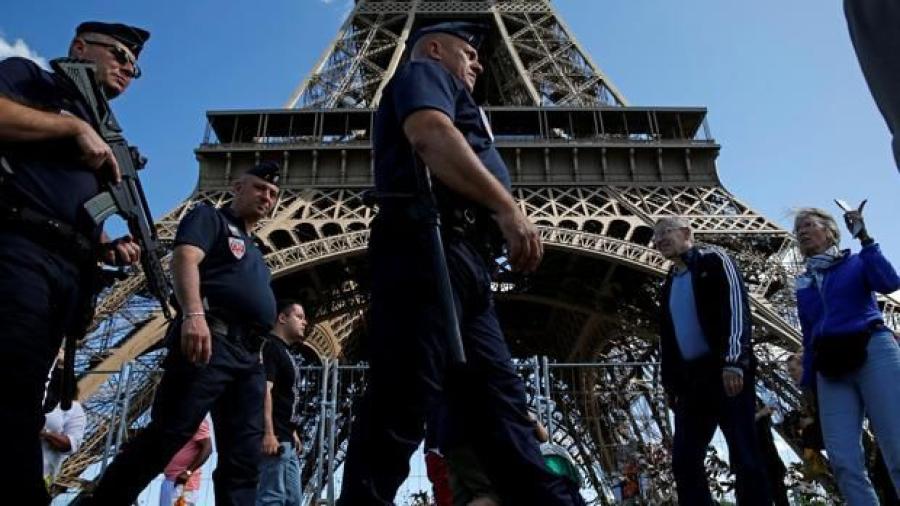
[407,21,489,51]
[76,21,151,57]
[245,161,281,186]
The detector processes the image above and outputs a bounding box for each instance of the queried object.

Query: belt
[0,199,95,265]
[205,313,267,351]
[374,201,504,259]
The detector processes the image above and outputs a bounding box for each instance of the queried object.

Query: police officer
[0,21,148,504]
[338,22,585,506]
[87,162,282,505]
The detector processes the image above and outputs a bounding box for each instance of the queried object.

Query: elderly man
[337,21,583,506]
[88,162,282,505]
[653,216,771,505]
[0,21,148,504]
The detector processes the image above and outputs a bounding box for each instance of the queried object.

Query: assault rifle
[50,58,172,407]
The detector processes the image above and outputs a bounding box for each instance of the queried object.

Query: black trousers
[672,367,773,505]
[0,232,82,506]
[89,325,265,506]
[337,221,583,506]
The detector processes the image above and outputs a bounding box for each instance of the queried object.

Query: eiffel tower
[58,0,900,502]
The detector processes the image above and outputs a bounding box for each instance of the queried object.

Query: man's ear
[69,38,86,58]
[426,39,443,61]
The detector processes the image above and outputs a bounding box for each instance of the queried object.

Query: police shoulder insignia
[228,237,246,260]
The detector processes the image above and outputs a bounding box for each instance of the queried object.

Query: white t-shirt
[42,402,87,480]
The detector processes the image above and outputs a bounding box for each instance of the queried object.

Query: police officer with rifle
[0,21,157,504]
[337,21,585,506]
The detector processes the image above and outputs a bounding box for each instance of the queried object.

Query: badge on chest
[227,224,246,260]
[228,237,245,260]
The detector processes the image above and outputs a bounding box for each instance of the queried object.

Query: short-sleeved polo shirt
[373,60,511,209]
[174,204,276,328]
[0,57,102,238]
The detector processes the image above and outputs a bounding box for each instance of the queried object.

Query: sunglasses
[81,38,142,79]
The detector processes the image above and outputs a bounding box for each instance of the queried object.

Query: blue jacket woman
[794,205,900,505]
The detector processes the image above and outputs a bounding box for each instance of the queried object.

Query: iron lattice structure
[59,0,900,502]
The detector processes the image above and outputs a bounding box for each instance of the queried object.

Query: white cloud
[0,36,49,69]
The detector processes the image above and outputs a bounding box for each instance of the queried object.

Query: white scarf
[805,245,843,287]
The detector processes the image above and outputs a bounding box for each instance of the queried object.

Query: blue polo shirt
[174,204,276,329]
[374,59,511,209]
[0,57,102,239]
[669,268,712,360]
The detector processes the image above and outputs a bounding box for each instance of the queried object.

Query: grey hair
[654,216,692,232]
[793,207,841,248]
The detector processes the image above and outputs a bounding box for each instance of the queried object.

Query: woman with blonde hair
[794,204,900,504]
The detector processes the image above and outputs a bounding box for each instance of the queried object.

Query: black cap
[406,21,489,51]
[245,161,281,185]
[76,21,150,57]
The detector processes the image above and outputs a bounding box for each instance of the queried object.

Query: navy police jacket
[659,246,755,397]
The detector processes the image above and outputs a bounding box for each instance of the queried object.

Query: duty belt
[205,313,267,351]
[372,196,504,258]
[0,198,95,265]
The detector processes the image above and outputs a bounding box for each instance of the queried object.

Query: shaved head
[408,32,483,92]
[411,32,461,60]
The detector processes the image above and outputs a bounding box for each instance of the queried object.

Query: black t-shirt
[174,204,276,328]
[0,57,102,239]
[374,59,511,212]
[262,335,303,441]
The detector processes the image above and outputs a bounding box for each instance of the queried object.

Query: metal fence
[62,355,812,505]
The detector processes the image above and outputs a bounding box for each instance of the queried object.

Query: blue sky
[2,0,897,262]
[7,3,879,501]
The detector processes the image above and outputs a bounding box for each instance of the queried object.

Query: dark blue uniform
[89,204,276,505]
[337,36,584,505]
[0,56,105,504]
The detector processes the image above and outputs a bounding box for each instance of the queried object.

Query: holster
[205,312,268,352]
[440,205,505,262]
[370,191,504,262]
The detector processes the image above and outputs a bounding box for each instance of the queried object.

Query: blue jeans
[818,330,900,505]
[256,442,302,506]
